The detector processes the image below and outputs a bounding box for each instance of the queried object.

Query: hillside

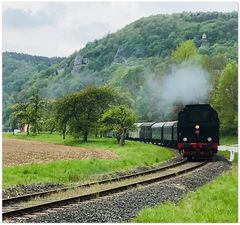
[3,52,65,106]
[3,12,238,126]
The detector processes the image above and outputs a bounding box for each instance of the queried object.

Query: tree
[3,106,13,128]
[211,61,238,135]
[100,105,136,146]
[55,86,117,141]
[39,99,57,134]
[55,96,73,139]
[172,40,198,63]
[110,65,146,100]
[9,114,18,135]
[28,88,42,134]
[9,88,44,135]
[11,102,31,135]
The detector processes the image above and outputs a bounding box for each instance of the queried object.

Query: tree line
[8,86,136,145]
[4,39,238,138]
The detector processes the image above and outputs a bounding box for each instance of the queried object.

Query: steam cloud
[40,60,212,122]
[146,60,212,119]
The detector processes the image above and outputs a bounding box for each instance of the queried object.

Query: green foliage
[212,62,238,135]
[220,135,238,145]
[77,12,237,71]
[200,54,230,84]
[3,52,64,107]
[39,99,57,133]
[3,12,238,135]
[110,64,146,100]
[10,89,43,134]
[133,165,238,223]
[172,40,198,63]
[11,102,31,134]
[3,134,174,187]
[55,86,118,141]
[3,105,14,129]
[100,105,136,145]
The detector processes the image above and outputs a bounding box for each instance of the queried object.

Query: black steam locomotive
[128,104,219,159]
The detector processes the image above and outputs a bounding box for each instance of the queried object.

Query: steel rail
[3,160,207,220]
[3,158,186,205]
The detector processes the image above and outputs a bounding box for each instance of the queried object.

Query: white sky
[2,1,238,57]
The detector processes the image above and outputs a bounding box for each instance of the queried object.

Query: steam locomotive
[128,104,219,159]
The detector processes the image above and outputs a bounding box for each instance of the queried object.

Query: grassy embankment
[133,164,238,222]
[133,135,238,223]
[219,135,238,161]
[3,133,175,188]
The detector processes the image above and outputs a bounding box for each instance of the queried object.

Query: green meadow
[3,133,175,188]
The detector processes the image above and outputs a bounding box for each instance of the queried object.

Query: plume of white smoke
[147,60,212,119]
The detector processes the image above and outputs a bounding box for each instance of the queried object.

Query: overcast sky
[2,1,238,57]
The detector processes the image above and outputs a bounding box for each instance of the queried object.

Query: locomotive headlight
[195,125,200,129]
[207,137,212,142]
[183,137,187,142]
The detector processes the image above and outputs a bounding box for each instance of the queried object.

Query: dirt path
[3,138,118,167]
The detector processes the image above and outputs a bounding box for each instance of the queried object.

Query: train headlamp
[207,137,212,142]
[183,137,187,142]
[195,125,200,129]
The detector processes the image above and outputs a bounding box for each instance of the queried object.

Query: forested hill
[3,52,65,106]
[3,52,64,66]
[3,12,238,134]
[78,12,237,71]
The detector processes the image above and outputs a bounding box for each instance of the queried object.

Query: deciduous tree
[212,61,238,135]
[172,40,198,63]
[55,86,117,141]
[100,105,136,146]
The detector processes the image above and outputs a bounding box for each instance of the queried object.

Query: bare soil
[3,138,118,167]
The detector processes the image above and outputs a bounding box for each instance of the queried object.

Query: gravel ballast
[9,156,231,223]
[2,183,65,199]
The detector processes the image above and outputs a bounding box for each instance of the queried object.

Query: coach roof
[152,122,165,128]
[140,122,156,127]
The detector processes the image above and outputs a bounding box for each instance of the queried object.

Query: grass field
[220,135,238,145]
[133,159,238,223]
[3,133,175,188]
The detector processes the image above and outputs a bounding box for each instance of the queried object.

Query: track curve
[3,160,207,220]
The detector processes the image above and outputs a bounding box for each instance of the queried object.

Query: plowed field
[3,138,118,166]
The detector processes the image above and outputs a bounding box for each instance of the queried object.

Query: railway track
[3,158,185,205]
[3,159,207,220]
